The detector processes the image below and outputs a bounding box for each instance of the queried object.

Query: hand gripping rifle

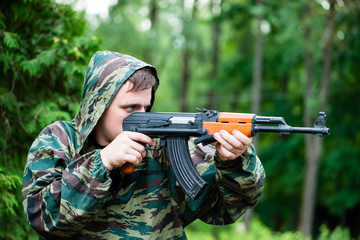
[121,109,330,200]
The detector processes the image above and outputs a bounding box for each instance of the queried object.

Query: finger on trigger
[137,133,156,146]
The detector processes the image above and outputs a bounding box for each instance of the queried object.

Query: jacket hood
[73,51,159,146]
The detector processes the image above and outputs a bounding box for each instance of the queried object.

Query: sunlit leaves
[0,0,101,238]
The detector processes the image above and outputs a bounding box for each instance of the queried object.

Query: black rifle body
[122,109,330,200]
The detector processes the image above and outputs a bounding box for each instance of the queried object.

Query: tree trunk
[181,49,190,112]
[144,0,157,63]
[245,0,264,231]
[299,1,335,236]
[320,0,335,109]
[149,0,157,26]
[299,3,317,236]
[180,0,198,112]
[251,0,263,117]
[207,0,221,110]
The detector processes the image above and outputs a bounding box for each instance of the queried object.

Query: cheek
[102,108,127,135]
[112,110,134,133]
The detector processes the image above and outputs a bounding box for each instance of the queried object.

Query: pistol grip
[120,162,135,174]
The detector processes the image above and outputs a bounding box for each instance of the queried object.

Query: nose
[138,106,147,112]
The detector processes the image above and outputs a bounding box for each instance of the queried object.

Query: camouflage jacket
[22,51,265,239]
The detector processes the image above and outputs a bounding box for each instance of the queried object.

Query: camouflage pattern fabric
[22,51,265,239]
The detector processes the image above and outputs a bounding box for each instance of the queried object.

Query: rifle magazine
[166,137,207,200]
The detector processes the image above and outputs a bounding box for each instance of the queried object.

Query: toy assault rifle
[121,109,330,200]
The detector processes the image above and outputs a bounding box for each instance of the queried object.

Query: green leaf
[20,58,41,77]
[0,171,21,217]
[3,32,20,49]
[37,49,57,67]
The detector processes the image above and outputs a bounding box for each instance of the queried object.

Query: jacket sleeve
[22,122,112,238]
[186,141,265,225]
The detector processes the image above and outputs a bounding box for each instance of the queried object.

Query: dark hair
[127,67,158,92]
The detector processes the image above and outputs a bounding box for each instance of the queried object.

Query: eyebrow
[121,103,151,108]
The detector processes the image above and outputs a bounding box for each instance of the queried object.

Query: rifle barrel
[254,125,330,136]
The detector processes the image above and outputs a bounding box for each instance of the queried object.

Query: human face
[92,81,152,146]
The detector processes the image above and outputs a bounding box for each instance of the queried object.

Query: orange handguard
[202,112,255,137]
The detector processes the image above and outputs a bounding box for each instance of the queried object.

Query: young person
[22,50,265,239]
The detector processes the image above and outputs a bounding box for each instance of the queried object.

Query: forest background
[0,0,359,239]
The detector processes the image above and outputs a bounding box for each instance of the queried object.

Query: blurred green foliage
[186,217,352,240]
[0,0,101,238]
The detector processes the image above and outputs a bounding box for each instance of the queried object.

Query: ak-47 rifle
[121,109,330,200]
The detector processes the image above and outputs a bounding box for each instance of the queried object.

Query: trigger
[194,133,215,145]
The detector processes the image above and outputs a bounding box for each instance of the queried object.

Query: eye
[125,106,135,112]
